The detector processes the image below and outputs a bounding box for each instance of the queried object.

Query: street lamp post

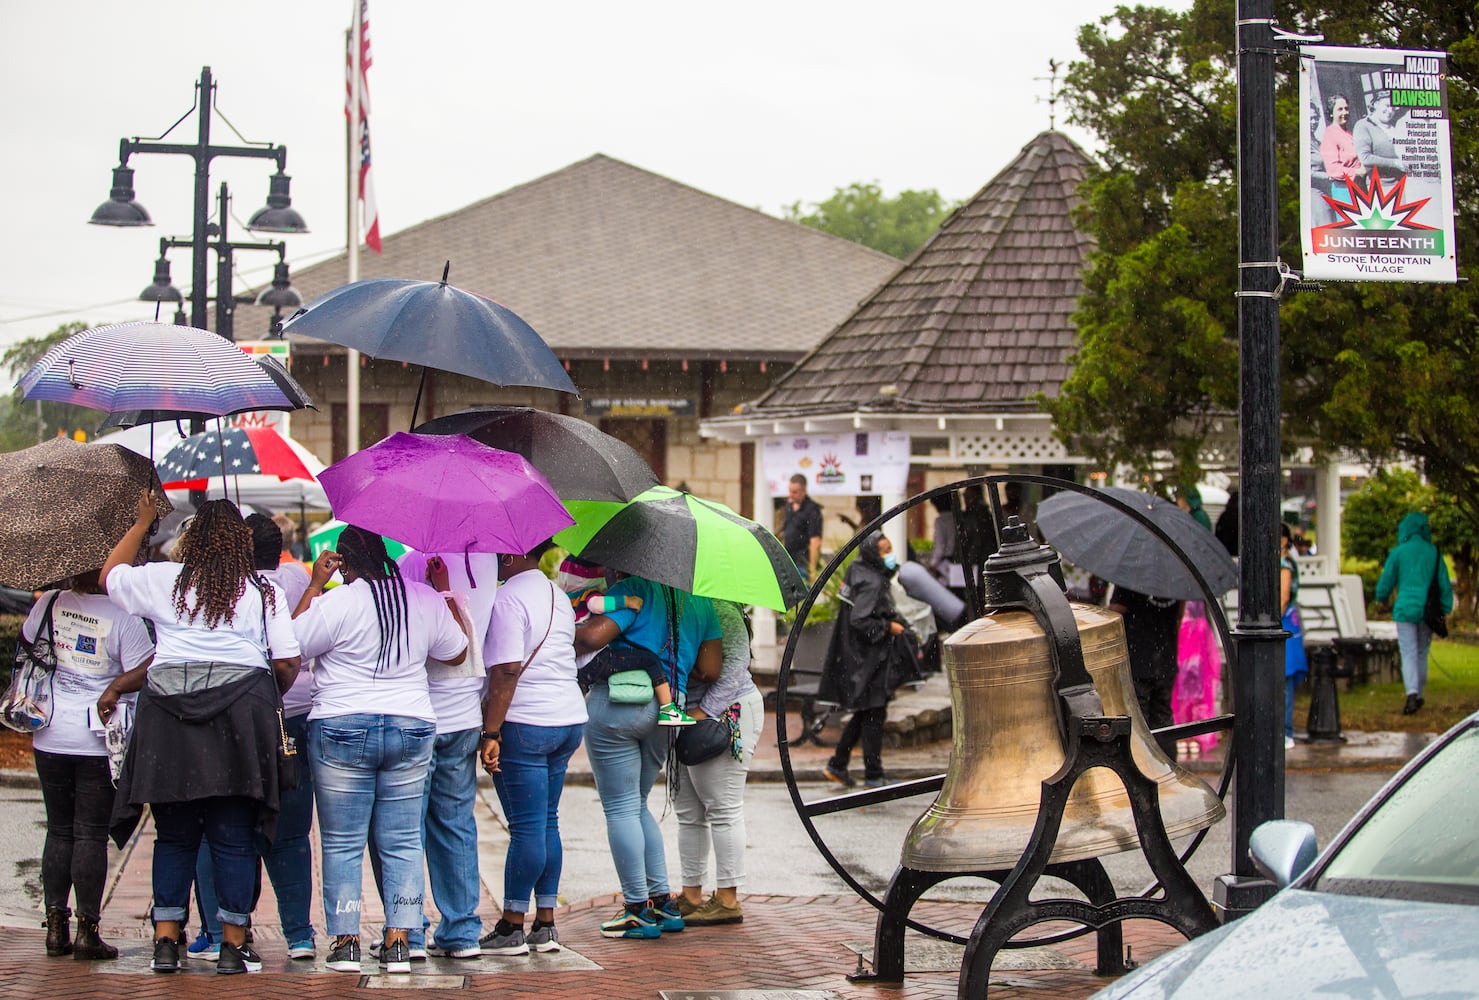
[89,65,308,338]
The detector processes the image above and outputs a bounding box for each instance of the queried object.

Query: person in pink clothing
[1319,93,1363,204]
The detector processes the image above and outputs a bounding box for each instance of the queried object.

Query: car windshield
[1314,724,1479,906]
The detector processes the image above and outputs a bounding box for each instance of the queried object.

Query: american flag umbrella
[157,426,317,492]
[16,322,315,423]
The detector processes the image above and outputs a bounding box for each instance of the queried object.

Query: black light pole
[1215,0,1284,920]
[90,66,308,339]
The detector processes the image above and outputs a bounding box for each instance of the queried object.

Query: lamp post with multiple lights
[89,65,308,339]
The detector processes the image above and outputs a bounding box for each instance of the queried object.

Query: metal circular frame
[775,473,1238,946]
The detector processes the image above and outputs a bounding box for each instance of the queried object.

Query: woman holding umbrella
[101,492,302,976]
[26,567,154,962]
[291,527,468,974]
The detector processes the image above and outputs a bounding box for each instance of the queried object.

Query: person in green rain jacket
[1375,511,1453,714]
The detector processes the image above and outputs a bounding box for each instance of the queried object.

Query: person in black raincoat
[818,532,911,789]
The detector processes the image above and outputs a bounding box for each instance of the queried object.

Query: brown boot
[73,915,118,961]
[44,906,72,957]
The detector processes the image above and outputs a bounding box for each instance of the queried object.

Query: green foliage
[783,182,958,259]
[1048,0,1479,517]
[0,322,98,451]
[1341,468,1431,564]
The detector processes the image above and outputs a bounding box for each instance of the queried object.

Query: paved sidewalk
[0,666,1435,999]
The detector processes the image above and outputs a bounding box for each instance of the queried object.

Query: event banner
[763,432,911,498]
[1299,45,1456,283]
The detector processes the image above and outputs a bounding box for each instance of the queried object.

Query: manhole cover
[361,973,468,989]
[659,993,838,1000]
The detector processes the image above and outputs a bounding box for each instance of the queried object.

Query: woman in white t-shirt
[475,540,585,955]
[25,568,153,962]
[101,492,302,977]
[292,525,467,975]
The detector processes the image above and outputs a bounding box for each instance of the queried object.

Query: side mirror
[1249,819,1320,888]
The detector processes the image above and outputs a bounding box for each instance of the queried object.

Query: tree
[0,322,100,451]
[1043,1,1479,593]
[783,182,957,259]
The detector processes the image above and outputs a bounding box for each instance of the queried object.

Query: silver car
[1095,711,1479,998]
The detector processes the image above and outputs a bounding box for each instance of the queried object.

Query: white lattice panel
[950,430,1070,462]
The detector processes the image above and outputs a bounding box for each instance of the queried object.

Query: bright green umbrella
[308,518,410,562]
[556,485,806,611]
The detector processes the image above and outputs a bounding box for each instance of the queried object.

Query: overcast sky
[0,1,1181,350]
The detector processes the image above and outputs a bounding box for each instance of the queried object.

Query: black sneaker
[823,763,856,788]
[379,938,411,974]
[325,935,361,973]
[150,936,180,973]
[217,941,263,975]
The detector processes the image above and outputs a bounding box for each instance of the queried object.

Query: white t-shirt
[484,569,585,728]
[294,577,468,724]
[260,563,314,717]
[398,551,500,734]
[25,591,154,757]
[106,562,299,669]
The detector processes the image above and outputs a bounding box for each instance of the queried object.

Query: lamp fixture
[246,172,309,234]
[89,165,152,227]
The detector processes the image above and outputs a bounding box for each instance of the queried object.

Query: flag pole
[345,11,362,455]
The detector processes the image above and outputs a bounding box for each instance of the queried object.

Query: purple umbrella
[318,432,574,556]
[16,322,314,423]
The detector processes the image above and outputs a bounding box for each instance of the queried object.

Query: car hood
[1093,889,1479,998]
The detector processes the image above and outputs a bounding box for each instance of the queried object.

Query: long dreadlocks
[336,525,409,674]
[171,500,276,627]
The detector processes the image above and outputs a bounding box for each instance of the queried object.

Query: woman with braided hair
[101,491,302,976]
[291,525,469,974]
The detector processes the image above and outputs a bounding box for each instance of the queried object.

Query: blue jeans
[583,685,670,906]
[370,726,483,950]
[492,721,585,913]
[1396,620,1433,697]
[152,796,258,926]
[310,714,435,936]
[198,714,316,943]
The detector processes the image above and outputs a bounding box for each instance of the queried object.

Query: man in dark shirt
[1109,585,1184,759]
[782,474,823,583]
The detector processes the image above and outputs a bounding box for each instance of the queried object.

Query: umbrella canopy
[280,266,578,396]
[318,432,574,556]
[0,438,172,590]
[17,322,315,423]
[100,421,332,511]
[413,406,658,502]
[557,485,807,611]
[307,519,409,562]
[157,425,316,491]
[1035,487,1238,601]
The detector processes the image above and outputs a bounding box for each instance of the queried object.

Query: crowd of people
[24,489,763,975]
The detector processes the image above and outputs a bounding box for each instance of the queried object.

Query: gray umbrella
[1035,487,1237,601]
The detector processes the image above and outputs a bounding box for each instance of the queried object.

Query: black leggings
[830,705,888,781]
[33,749,116,919]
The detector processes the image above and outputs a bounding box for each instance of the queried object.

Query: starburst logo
[816,452,846,485]
[1311,168,1442,257]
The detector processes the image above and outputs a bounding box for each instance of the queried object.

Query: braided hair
[336,525,409,673]
[171,500,276,627]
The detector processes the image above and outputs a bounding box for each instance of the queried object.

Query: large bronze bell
[901,602,1226,872]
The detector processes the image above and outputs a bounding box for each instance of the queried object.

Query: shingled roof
[258,154,896,360]
[741,131,1095,415]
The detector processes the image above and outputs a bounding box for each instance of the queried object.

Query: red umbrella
[158,426,316,491]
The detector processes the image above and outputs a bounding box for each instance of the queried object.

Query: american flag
[158,427,315,489]
[346,0,381,253]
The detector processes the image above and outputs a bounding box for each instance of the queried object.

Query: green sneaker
[599,907,661,939]
[657,702,697,727]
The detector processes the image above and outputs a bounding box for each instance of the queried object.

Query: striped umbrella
[16,322,314,422]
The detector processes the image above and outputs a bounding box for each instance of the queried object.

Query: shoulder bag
[1,592,62,733]
[1423,548,1449,638]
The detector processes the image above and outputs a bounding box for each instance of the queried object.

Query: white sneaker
[425,942,482,958]
[1284,736,1296,750]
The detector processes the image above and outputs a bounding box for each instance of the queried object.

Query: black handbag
[675,716,732,766]
[1423,550,1449,638]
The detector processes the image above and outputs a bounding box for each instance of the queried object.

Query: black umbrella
[413,407,658,502]
[0,438,172,590]
[1035,487,1237,601]
[279,263,578,426]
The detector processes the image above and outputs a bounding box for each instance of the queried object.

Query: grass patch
[1298,638,1479,733]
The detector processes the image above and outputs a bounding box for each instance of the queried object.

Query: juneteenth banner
[1299,45,1456,283]
[762,432,911,498]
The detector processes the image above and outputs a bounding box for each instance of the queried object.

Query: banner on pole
[762,432,910,498]
[1299,45,1456,283]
